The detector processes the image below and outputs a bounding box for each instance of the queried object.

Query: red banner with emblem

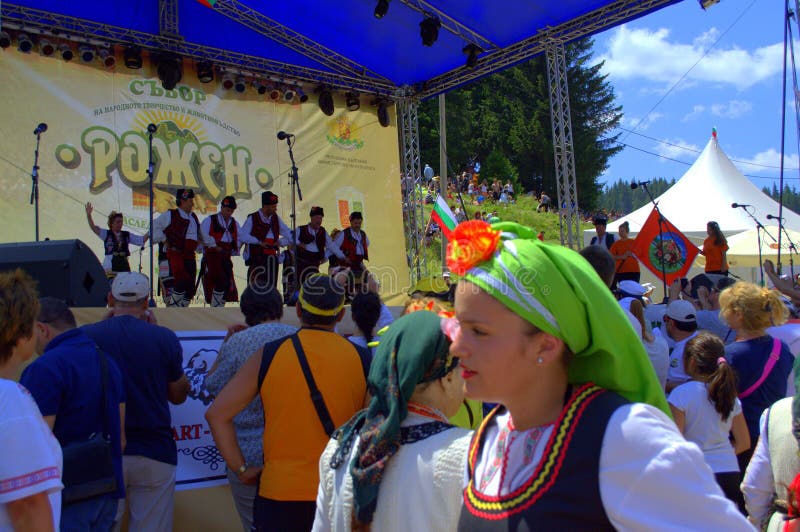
[630,208,700,284]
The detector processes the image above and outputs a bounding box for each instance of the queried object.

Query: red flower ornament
[446,220,502,276]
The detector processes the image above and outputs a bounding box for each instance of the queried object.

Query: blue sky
[591,0,796,190]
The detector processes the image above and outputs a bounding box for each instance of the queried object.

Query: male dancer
[333,211,370,295]
[200,196,241,307]
[240,191,292,292]
[293,206,346,286]
[152,189,203,307]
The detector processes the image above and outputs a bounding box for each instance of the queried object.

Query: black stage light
[269,87,281,101]
[59,43,74,62]
[253,80,267,94]
[420,17,440,47]
[17,33,33,53]
[0,32,11,49]
[124,46,142,69]
[157,55,183,90]
[377,100,390,127]
[234,77,247,93]
[463,43,482,68]
[221,72,234,90]
[196,61,214,83]
[345,92,360,111]
[283,87,296,102]
[296,87,308,103]
[318,87,334,116]
[79,45,96,63]
[374,0,389,19]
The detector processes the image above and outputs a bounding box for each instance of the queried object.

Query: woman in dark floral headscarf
[312,310,470,531]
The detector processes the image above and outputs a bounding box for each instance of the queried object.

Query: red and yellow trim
[464,383,603,519]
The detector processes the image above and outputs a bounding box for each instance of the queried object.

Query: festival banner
[0,50,409,301]
[171,331,227,491]
[630,208,700,284]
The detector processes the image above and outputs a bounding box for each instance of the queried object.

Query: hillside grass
[420,194,594,273]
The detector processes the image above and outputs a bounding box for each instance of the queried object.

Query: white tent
[585,134,800,246]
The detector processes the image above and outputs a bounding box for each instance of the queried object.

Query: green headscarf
[448,220,669,415]
[330,310,457,525]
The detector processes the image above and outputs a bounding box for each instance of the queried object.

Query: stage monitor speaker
[0,239,109,307]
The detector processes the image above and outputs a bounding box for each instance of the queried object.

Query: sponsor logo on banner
[327,114,364,151]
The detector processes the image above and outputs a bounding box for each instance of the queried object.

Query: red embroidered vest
[340,228,368,264]
[164,209,199,253]
[249,210,280,256]
[208,214,238,252]
[297,224,327,263]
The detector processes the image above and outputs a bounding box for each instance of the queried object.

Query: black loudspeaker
[0,239,109,307]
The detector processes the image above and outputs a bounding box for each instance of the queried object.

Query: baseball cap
[111,272,150,302]
[665,299,697,323]
[618,280,646,297]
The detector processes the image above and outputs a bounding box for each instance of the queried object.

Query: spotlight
[196,61,214,83]
[420,17,440,47]
[0,32,10,49]
[58,43,74,62]
[283,87,296,102]
[156,55,182,90]
[234,77,247,93]
[269,87,281,101]
[296,87,308,103]
[317,87,334,116]
[123,46,142,69]
[79,45,96,63]
[374,0,389,19]
[253,80,267,95]
[221,72,234,90]
[17,33,33,53]
[98,48,116,69]
[463,43,482,68]
[345,92,360,112]
[39,39,55,57]
[376,100,390,127]
[698,0,720,8]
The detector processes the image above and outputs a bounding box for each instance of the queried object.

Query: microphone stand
[30,131,42,241]
[738,206,776,286]
[777,221,798,281]
[147,126,157,307]
[639,183,668,303]
[282,135,302,301]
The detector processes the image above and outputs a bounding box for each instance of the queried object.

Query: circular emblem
[648,232,687,274]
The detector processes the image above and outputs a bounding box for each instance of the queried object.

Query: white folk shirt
[333,228,370,257]
[97,229,146,272]
[200,214,242,255]
[294,226,345,260]
[472,403,752,530]
[239,211,292,262]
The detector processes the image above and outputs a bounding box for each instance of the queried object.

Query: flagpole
[640,183,669,303]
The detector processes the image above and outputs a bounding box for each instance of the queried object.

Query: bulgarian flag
[196,0,217,6]
[630,208,700,284]
[431,195,457,239]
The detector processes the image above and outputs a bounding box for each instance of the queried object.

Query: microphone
[277,131,294,140]
[33,123,48,135]
[731,203,751,208]
[147,123,157,133]
[630,180,650,190]
[766,214,784,221]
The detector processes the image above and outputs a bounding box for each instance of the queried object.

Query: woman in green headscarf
[312,310,471,531]
[448,220,753,530]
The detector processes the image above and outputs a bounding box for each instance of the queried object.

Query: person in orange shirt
[610,221,640,287]
[703,221,729,275]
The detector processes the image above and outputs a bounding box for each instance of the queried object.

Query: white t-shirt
[668,380,742,473]
[470,402,750,529]
[643,330,670,390]
[665,331,698,385]
[0,379,62,531]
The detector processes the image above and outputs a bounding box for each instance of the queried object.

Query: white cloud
[682,104,706,122]
[621,111,664,130]
[597,25,783,90]
[653,138,701,161]
[733,149,799,173]
[710,100,752,119]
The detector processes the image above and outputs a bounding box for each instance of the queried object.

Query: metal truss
[1,3,397,95]
[546,42,580,249]
[397,0,497,52]
[398,98,428,286]
[158,0,181,40]
[214,0,392,83]
[416,0,680,99]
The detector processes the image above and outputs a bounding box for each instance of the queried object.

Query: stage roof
[2,0,685,99]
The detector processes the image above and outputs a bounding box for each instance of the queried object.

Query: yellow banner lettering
[82,127,120,193]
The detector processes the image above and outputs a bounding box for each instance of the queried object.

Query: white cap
[111,272,150,302]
